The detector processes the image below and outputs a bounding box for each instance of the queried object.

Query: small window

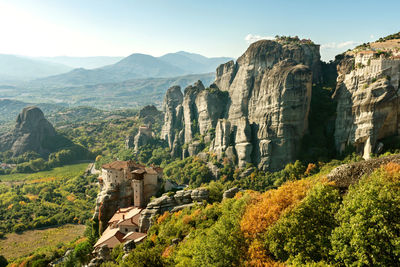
[125,228,128,232]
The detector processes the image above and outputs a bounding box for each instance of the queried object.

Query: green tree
[264,184,341,264]
[331,168,400,266]
[174,197,248,267]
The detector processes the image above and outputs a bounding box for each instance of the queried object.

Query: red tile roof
[102,160,145,170]
[108,207,142,225]
[94,227,125,248]
[123,231,147,241]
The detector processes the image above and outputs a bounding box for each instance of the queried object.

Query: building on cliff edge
[99,160,162,207]
[94,206,147,250]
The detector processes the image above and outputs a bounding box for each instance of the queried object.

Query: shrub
[240,179,313,238]
[264,184,341,264]
[331,167,400,266]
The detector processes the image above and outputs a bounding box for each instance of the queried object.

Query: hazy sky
[0,0,399,61]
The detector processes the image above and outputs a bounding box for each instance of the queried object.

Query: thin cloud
[245,34,275,44]
[321,41,359,50]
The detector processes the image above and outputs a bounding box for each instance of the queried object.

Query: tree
[74,241,92,264]
[264,184,341,264]
[174,197,248,267]
[331,165,400,266]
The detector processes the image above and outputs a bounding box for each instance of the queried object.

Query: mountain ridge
[31,51,232,87]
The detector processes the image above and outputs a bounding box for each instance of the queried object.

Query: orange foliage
[174,210,183,218]
[240,179,313,238]
[7,204,13,210]
[182,215,192,225]
[192,209,201,218]
[383,162,400,181]
[245,239,284,267]
[66,194,76,202]
[305,163,317,176]
[25,194,38,201]
[150,233,157,243]
[162,245,174,258]
[157,211,170,224]
[234,191,244,199]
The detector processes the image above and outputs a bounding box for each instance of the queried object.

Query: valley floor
[0,163,89,183]
[0,224,85,261]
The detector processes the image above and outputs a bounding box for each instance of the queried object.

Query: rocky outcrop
[161,39,319,171]
[139,188,209,232]
[138,105,163,125]
[161,86,184,157]
[93,180,134,232]
[327,154,400,188]
[125,134,134,149]
[88,245,111,267]
[222,187,240,199]
[0,106,56,157]
[134,126,153,152]
[333,54,400,158]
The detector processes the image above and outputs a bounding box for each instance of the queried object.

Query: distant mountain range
[0,51,231,85]
[31,52,232,86]
[0,51,229,112]
[0,54,73,82]
[37,56,124,69]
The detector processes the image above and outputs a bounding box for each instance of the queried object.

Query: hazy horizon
[0,0,399,62]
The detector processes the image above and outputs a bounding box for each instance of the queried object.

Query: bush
[331,166,400,266]
[74,241,92,264]
[264,184,341,264]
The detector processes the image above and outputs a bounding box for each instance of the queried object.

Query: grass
[0,224,86,261]
[0,163,89,182]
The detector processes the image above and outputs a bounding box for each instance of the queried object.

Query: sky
[0,0,399,61]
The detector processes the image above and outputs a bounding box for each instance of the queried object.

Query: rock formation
[0,106,56,157]
[139,188,209,231]
[161,39,320,171]
[93,178,134,233]
[133,125,154,152]
[161,85,184,157]
[327,154,400,188]
[138,105,163,125]
[333,53,400,158]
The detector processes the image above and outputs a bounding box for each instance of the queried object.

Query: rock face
[161,86,184,157]
[0,106,56,157]
[138,105,163,125]
[223,187,240,199]
[327,154,400,188]
[333,54,400,158]
[88,245,111,267]
[134,126,154,152]
[139,188,209,232]
[93,179,134,232]
[161,39,319,171]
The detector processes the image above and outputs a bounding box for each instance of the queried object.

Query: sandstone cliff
[333,53,400,158]
[0,106,56,157]
[162,39,320,170]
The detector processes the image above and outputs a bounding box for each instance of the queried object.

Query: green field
[0,163,89,182]
[0,162,98,237]
[0,224,86,261]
